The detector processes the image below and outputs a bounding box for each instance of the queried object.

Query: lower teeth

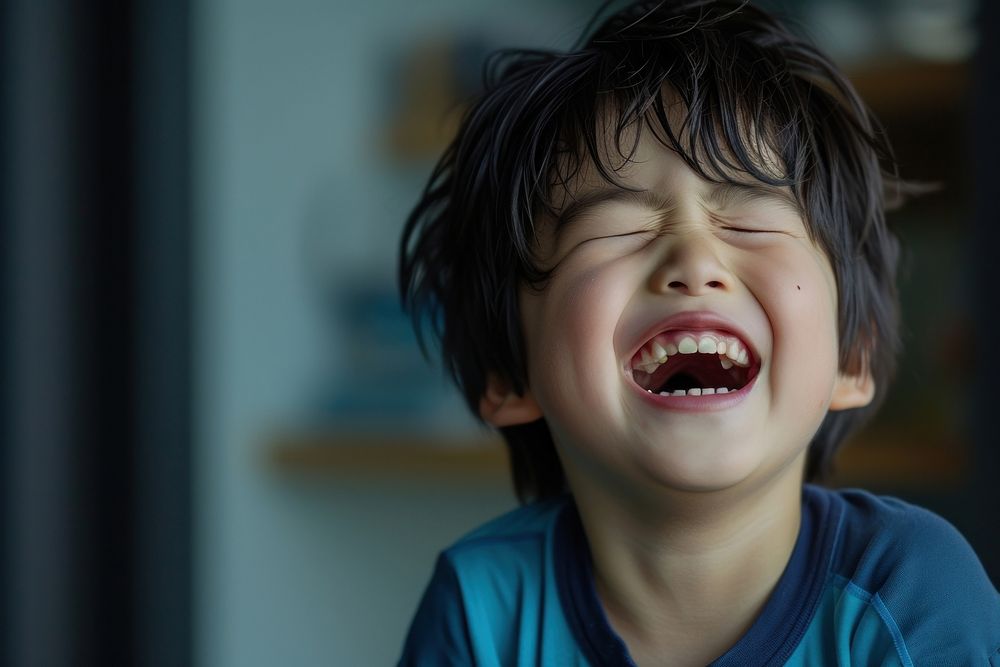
[655,387,730,396]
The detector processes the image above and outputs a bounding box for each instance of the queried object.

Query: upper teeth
[632,331,752,374]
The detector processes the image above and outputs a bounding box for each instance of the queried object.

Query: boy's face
[483,119,874,501]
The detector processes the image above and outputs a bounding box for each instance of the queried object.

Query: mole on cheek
[796,284,801,291]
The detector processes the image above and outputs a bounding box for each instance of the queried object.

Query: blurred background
[2,0,997,665]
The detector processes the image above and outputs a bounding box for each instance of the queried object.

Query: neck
[571,461,805,666]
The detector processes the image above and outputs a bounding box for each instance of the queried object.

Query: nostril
[668,281,687,289]
[707,281,723,288]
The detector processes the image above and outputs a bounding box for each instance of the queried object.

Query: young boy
[397,1,1000,664]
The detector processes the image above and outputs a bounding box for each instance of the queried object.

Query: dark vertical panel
[4,0,192,664]
[0,1,9,660]
[73,0,138,663]
[4,1,83,665]
[133,0,193,665]
[970,0,1000,586]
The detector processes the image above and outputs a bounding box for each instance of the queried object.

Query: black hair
[400,0,903,502]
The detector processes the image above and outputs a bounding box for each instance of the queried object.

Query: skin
[479,117,874,666]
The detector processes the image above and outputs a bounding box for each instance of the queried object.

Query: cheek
[523,262,634,421]
[743,248,841,406]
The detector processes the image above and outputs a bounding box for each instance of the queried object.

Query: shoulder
[437,496,567,616]
[441,495,568,574]
[449,494,568,551]
[398,497,572,666]
[826,486,990,590]
[815,486,1000,664]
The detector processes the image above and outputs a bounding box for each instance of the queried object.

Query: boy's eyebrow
[555,187,677,227]
[705,182,802,213]
[554,181,801,229]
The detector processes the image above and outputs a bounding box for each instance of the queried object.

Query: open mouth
[629,329,760,397]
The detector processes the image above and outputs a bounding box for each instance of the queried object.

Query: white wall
[192,1,593,664]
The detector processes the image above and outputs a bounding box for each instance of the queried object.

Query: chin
[634,456,758,495]
[632,440,791,497]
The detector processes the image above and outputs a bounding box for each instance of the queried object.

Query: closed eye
[558,229,658,260]
[721,226,777,234]
[587,229,657,241]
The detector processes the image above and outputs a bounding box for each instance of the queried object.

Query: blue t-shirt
[399,485,1000,666]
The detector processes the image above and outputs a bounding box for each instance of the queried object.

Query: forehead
[540,107,795,231]
[541,90,792,218]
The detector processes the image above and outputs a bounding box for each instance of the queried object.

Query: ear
[829,370,875,411]
[479,374,543,426]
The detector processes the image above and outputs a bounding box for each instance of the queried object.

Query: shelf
[269,429,965,488]
[848,60,967,117]
[833,433,966,487]
[268,433,508,478]
[385,55,967,160]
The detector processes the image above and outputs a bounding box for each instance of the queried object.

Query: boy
[397,1,1000,664]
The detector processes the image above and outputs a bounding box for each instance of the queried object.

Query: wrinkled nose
[648,234,732,296]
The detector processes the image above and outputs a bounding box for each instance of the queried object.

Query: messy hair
[400,0,902,502]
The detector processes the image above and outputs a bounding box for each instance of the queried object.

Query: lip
[623,310,762,412]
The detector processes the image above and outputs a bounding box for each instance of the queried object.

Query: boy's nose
[648,234,731,296]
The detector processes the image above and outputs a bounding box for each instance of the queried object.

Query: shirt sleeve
[398,554,475,667]
[864,503,1000,665]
